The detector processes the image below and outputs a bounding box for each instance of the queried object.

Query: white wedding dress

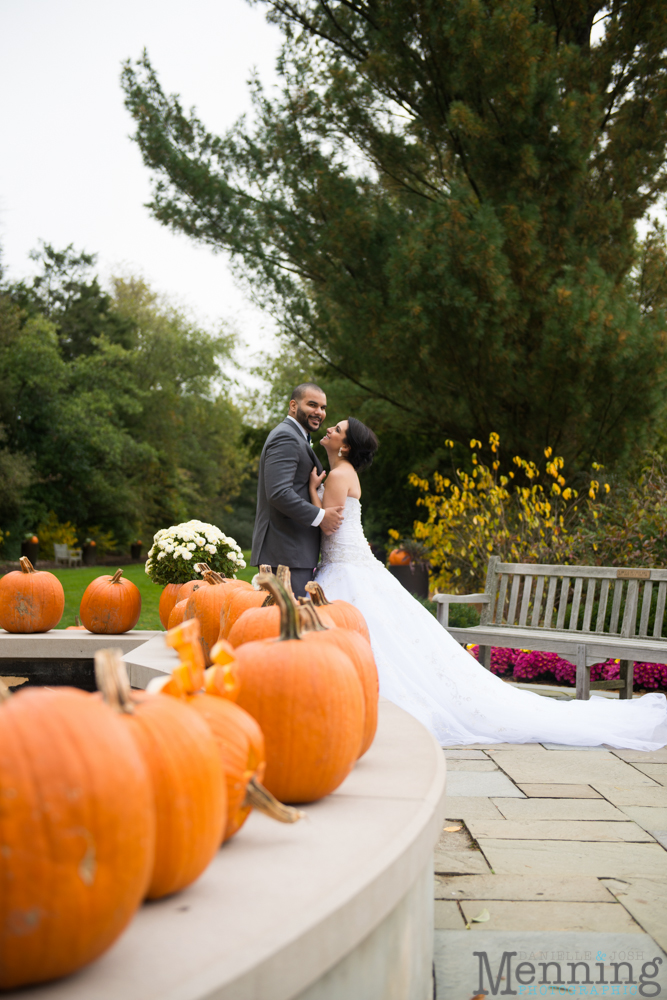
[314,496,667,750]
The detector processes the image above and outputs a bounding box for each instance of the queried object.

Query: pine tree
[122,0,667,470]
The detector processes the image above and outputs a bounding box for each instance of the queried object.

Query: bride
[309,417,667,751]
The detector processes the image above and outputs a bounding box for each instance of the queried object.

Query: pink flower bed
[466,645,667,690]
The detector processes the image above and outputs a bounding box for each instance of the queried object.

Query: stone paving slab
[434,900,466,930]
[478,839,667,877]
[433,848,491,875]
[601,877,667,952]
[444,796,505,821]
[434,930,667,999]
[468,819,654,842]
[541,743,609,751]
[492,750,659,786]
[617,805,667,830]
[456,742,548,751]
[445,759,498,771]
[592,783,667,807]
[630,762,667,785]
[434,874,614,902]
[444,770,526,797]
[492,797,626,821]
[652,831,667,849]
[458,899,642,933]
[612,748,667,763]
[442,749,488,759]
[517,782,602,798]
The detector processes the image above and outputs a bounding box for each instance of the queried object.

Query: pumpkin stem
[256,572,301,640]
[110,569,124,584]
[194,562,210,575]
[276,565,296,603]
[304,581,331,606]
[202,570,226,586]
[19,556,36,574]
[0,677,11,702]
[95,649,134,714]
[298,601,329,633]
[243,776,304,823]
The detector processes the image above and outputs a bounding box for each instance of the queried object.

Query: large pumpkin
[227,567,332,647]
[79,569,141,634]
[0,557,65,633]
[300,603,379,758]
[95,650,226,899]
[304,581,371,642]
[0,684,155,989]
[161,621,301,839]
[233,574,364,803]
[185,570,252,662]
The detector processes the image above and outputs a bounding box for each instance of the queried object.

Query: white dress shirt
[286,416,325,528]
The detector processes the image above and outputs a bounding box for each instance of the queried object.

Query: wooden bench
[433,556,667,699]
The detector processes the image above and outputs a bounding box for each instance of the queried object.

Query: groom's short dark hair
[291,382,325,402]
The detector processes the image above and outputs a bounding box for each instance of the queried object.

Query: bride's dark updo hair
[345,417,379,471]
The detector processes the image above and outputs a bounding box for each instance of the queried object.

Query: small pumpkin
[304,581,371,642]
[158,583,183,629]
[167,580,202,630]
[185,570,251,663]
[0,557,65,633]
[161,620,301,839]
[95,649,226,899]
[65,615,87,631]
[233,574,364,803]
[79,569,141,634]
[388,548,411,566]
[0,683,155,989]
[300,603,379,758]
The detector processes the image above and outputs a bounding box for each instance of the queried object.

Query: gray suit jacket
[251,417,324,569]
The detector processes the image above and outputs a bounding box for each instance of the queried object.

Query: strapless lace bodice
[320,496,378,568]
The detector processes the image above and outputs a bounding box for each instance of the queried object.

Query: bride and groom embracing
[252,383,667,751]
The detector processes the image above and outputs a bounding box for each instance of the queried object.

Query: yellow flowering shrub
[406,434,608,593]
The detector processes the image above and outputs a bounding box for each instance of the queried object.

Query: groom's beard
[294,405,323,433]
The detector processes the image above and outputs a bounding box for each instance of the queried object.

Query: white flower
[182,551,192,560]
[157,552,166,560]
[206,544,216,554]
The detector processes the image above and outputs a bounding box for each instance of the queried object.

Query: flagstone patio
[434,742,667,998]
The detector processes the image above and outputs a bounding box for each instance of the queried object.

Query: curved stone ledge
[2,634,447,1000]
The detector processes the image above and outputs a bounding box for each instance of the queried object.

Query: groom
[251,383,345,597]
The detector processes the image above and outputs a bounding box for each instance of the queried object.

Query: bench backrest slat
[518,575,533,626]
[621,579,640,638]
[639,581,653,638]
[531,575,546,627]
[569,577,583,631]
[582,578,596,632]
[495,573,509,624]
[654,582,667,639]
[556,577,570,629]
[507,575,521,625]
[544,577,558,628]
[610,580,624,633]
[596,579,610,632]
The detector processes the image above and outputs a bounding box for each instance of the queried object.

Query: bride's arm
[320,467,350,508]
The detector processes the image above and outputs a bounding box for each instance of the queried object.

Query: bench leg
[619,660,634,700]
[478,645,491,671]
[575,644,590,700]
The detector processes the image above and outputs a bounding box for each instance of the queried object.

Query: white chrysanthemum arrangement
[144,519,246,586]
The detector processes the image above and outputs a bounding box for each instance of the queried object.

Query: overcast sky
[0,0,283,361]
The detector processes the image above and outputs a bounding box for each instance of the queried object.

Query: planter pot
[82,545,97,567]
[20,541,39,565]
[388,562,429,599]
[130,544,143,561]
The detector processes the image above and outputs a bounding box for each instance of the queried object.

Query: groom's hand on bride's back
[321,506,345,535]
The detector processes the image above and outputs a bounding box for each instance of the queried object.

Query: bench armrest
[433,593,490,628]
[433,594,490,604]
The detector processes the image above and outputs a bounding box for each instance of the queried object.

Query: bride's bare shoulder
[328,464,361,498]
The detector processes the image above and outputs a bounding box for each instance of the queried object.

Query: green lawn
[51,552,255,630]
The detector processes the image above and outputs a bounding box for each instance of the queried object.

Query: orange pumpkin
[304,581,371,642]
[300,603,379,758]
[0,684,155,989]
[0,557,64,633]
[167,580,203,630]
[233,574,364,803]
[158,583,183,629]
[161,621,301,839]
[388,548,411,566]
[95,650,226,899]
[218,587,267,641]
[227,567,332,647]
[79,569,141,634]
[185,570,250,663]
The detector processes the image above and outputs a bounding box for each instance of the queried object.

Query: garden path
[434,739,667,997]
